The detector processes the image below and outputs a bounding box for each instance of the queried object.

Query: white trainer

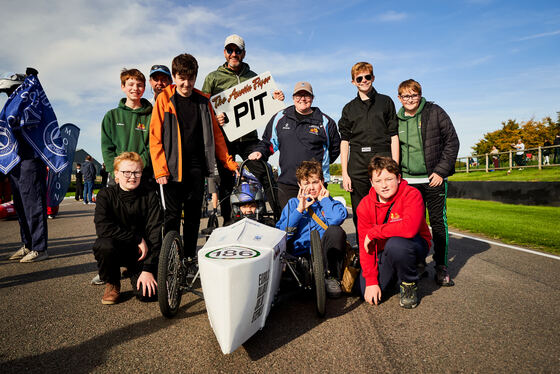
[8,245,30,260]
[20,250,49,263]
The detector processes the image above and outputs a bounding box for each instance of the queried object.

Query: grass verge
[328,183,560,255]
[449,166,560,182]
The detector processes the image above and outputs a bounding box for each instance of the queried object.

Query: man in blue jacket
[276,160,347,298]
[82,155,97,205]
[249,82,341,208]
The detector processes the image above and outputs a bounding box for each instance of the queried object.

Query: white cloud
[517,29,560,41]
[377,10,407,22]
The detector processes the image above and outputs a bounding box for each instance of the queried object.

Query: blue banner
[47,123,80,207]
[0,75,68,174]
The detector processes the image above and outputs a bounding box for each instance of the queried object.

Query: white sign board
[209,71,285,142]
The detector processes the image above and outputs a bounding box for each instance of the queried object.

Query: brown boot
[101,282,120,305]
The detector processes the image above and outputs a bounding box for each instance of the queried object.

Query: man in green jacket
[101,68,153,185]
[202,34,283,224]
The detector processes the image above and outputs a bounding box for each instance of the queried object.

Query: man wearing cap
[148,64,172,103]
[249,81,341,208]
[202,34,284,223]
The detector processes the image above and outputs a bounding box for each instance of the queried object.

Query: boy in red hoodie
[357,156,431,309]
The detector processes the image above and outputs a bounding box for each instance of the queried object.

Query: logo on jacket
[309,126,319,135]
[389,212,402,222]
[116,122,125,126]
[135,123,146,131]
[282,123,291,130]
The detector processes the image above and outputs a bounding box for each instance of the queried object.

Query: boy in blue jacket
[276,160,348,298]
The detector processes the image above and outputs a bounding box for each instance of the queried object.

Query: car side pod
[198,218,286,354]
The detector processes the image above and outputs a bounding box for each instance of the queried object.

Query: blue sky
[1,0,559,165]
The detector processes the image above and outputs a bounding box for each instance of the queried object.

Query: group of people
[7,34,461,311]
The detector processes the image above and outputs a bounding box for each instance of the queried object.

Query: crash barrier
[447,181,560,206]
[455,144,560,172]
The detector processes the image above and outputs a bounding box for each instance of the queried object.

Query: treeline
[472,113,560,155]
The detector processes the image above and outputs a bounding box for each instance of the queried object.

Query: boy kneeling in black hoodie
[93,152,163,305]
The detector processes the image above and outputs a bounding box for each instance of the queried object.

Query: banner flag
[47,123,80,207]
[0,75,68,174]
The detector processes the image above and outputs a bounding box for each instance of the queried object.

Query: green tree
[473,116,559,157]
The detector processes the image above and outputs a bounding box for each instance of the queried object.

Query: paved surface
[1,198,559,373]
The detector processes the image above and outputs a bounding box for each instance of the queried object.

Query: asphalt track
[1,198,559,373]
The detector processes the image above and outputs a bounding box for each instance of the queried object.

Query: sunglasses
[151,65,167,71]
[225,47,244,55]
[355,74,372,83]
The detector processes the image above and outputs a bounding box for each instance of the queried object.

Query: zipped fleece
[201,62,259,143]
[357,180,432,287]
[253,105,341,186]
[276,196,347,256]
[400,101,459,179]
[101,98,153,175]
[94,184,163,275]
[149,85,237,182]
[397,97,428,178]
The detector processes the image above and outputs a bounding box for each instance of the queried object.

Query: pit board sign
[209,71,285,141]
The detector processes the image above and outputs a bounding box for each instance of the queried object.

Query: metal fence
[455,144,560,172]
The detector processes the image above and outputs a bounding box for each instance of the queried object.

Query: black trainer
[435,265,455,287]
[399,281,418,309]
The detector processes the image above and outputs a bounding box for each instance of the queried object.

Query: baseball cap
[224,34,245,50]
[149,65,171,78]
[293,81,313,96]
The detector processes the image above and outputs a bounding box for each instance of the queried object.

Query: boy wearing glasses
[150,53,238,260]
[249,82,341,208]
[101,68,153,186]
[93,152,163,305]
[338,62,399,232]
[396,79,459,286]
[202,34,284,224]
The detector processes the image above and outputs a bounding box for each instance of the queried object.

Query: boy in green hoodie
[396,79,459,287]
[95,68,153,286]
[101,68,153,186]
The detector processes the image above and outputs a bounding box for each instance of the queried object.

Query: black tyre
[310,230,326,317]
[158,231,183,318]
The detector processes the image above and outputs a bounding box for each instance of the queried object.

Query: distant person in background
[148,64,172,103]
[552,134,560,164]
[75,163,83,201]
[100,163,108,189]
[512,139,525,170]
[490,146,500,170]
[396,79,459,287]
[82,155,96,205]
[542,139,551,166]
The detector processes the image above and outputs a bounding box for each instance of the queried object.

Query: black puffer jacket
[419,102,459,178]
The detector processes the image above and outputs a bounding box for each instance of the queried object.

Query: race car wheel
[310,230,326,317]
[158,231,183,318]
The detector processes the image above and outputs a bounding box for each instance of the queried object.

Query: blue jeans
[84,180,93,203]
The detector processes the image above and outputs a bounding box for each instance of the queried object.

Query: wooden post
[538,146,542,170]
[509,150,513,170]
[485,153,489,172]
[466,157,470,173]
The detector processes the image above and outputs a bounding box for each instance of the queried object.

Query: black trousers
[359,235,429,296]
[217,139,278,222]
[161,167,205,258]
[75,181,83,200]
[321,226,347,280]
[348,173,371,238]
[93,237,142,285]
[277,183,299,210]
[9,158,47,253]
[410,181,449,267]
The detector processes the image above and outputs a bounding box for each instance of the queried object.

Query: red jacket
[357,179,432,287]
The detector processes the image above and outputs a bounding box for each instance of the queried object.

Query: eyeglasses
[399,94,420,101]
[225,47,244,55]
[355,74,372,83]
[293,93,313,100]
[119,170,142,178]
